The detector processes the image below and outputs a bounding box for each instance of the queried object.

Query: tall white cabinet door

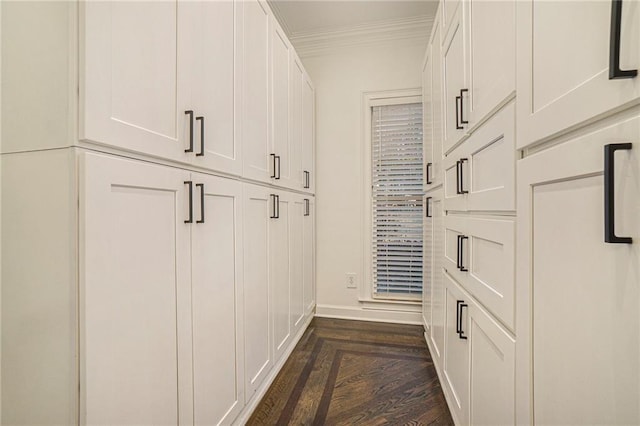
[466,0,515,128]
[303,198,316,314]
[190,173,243,425]
[243,184,272,399]
[271,190,292,362]
[422,194,434,332]
[423,45,434,190]
[290,57,305,191]
[185,0,241,176]
[430,191,445,369]
[517,0,640,148]
[80,1,189,162]
[290,196,305,333]
[424,16,444,190]
[241,0,271,182]
[80,153,192,425]
[442,6,467,155]
[302,76,316,193]
[271,22,293,188]
[517,115,640,424]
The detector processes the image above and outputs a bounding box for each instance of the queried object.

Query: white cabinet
[302,75,316,193]
[516,114,640,425]
[303,197,316,314]
[291,195,305,334]
[423,14,444,190]
[443,102,516,212]
[517,0,640,148]
[442,6,467,154]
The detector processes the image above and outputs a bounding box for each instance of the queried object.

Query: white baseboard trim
[315,303,422,325]
[233,312,315,425]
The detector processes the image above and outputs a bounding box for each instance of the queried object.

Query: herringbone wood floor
[248,317,453,425]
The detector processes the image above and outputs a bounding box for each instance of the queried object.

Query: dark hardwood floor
[248,317,453,425]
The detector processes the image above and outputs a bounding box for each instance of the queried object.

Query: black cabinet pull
[459,89,468,125]
[426,162,433,184]
[270,154,277,178]
[426,197,432,218]
[304,171,310,189]
[304,198,310,216]
[184,181,193,224]
[456,235,462,269]
[609,0,638,80]
[270,194,280,219]
[460,235,469,272]
[456,160,461,194]
[276,156,281,180]
[456,300,463,334]
[196,116,205,156]
[458,302,468,340]
[455,96,463,130]
[185,111,194,153]
[604,143,633,243]
[459,158,468,194]
[196,183,205,224]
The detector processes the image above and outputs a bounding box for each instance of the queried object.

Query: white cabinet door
[290,57,305,191]
[271,21,293,189]
[241,0,271,182]
[243,184,272,399]
[517,0,640,148]
[423,194,434,332]
[430,190,445,369]
[190,173,243,425]
[80,1,190,162]
[424,16,444,191]
[466,0,515,128]
[185,0,241,176]
[80,153,192,425]
[442,6,467,155]
[517,115,640,424]
[442,271,470,425]
[468,301,515,425]
[442,0,461,38]
[290,195,305,333]
[302,75,316,194]
[303,197,316,314]
[271,190,292,362]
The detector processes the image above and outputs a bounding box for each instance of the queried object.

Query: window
[371,101,423,300]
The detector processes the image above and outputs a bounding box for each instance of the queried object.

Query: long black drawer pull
[304,171,310,189]
[270,194,280,219]
[426,162,433,184]
[455,96,463,130]
[304,198,310,216]
[185,111,194,153]
[456,300,463,335]
[196,183,205,224]
[604,143,633,243]
[460,235,469,272]
[609,0,638,79]
[459,158,468,194]
[426,197,432,218]
[456,235,462,269]
[456,161,461,194]
[459,89,469,125]
[270,154,277,178]
[196,116,205,156]
[184,181,193,224]
[458,302,468,340]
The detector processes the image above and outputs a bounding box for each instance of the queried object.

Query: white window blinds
[371,102,423,298]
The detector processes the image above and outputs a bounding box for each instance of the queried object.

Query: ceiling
[268,0,438,38]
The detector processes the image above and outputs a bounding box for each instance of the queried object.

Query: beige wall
[303,39,427,323]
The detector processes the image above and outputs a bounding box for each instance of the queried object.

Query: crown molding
[289,15,433,58]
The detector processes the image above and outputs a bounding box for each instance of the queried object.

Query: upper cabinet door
[241,0,271,182]
[466,0,515,129]
[290,57,305,191]
[185,1,241,176]
[442,0,461,36]
[80,1,190,161]
[271,20,293,188]
[442,6,467,155]
[424,14,444,190]
[302,75,316,193]
[517,0,640,149]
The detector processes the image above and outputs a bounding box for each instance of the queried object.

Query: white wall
[303,39,427,323]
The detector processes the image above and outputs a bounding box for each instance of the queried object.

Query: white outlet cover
[346,273,357,288]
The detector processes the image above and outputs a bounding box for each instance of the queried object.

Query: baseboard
[315,303,422,325]
[423,330,460,426]
[233,312,315,425]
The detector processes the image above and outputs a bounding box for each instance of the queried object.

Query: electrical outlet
[346,273,357,289]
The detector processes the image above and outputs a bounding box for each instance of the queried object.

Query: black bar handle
[304,171,310,189]
[426,162,433,185]
[196,183,205,224]
[426,197,432,218]
[459,303,468,340]
[184,181,193,224]
[456,235,462,269]
[196,116,205,156]
[459,89,469,125]
[455,96,463,130]
[456,300,463,334]
[270,194,278,219]
[276,156,281,180]
[270,154,277,178]
[185,111,194,153]
[456,160,461,194]
[609,0,638,80]
[304,198,310,216]
[459,158,469,194]
[460,235,469,272]
[276,195,280,218]
[604,143,633,243]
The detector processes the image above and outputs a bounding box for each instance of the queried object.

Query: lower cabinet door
[423,194,434,333]
[290,195,305,333]
[243,184,273,399]
[190,173,243,425]
[271,190,292,362]
[518,115,640,424]
[303,197,315,314]
[430,191,445,369]
[81,153,192,425]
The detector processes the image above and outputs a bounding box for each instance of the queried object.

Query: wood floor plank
[247,318,453,425]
